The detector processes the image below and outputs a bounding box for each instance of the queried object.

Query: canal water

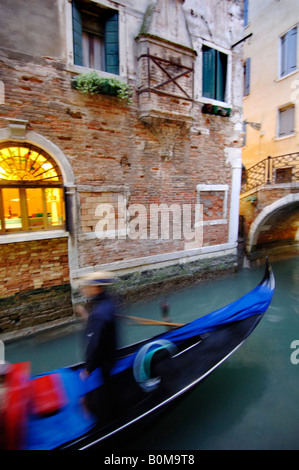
[5,256,299,450]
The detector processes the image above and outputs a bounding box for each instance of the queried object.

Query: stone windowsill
[0,230,69,245]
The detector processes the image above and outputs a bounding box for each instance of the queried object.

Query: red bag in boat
[4,362,31,450]
[31,373,68,416]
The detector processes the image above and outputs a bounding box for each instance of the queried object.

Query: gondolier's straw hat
[79,271,118,286]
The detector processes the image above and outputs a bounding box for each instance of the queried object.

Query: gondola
[4,261,275,450]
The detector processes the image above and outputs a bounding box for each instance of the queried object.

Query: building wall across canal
[0,0,244,334]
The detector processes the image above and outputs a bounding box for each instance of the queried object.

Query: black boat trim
[77,340,245,450]
[172,339,202,358]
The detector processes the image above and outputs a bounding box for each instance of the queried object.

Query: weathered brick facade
[0,238,69,298]
[0,0,244,333]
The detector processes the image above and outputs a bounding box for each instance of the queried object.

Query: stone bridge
[239,152,299,261]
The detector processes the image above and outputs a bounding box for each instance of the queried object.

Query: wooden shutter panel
[288,27,297,73]
[244,0,248,27]
[244,57,251,96]
[202,46,216,99]
[281,27,297,76]
[105,12,119,75]
[216,50,227,102]
[72,1,83,66]
[281,33,287,77]
[279,106,295,136]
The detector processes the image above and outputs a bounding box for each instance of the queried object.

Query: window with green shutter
[202,45,228,103]
[72,1,119,75]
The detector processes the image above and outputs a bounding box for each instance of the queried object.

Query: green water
[5,257,299,450]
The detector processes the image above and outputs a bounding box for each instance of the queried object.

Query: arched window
[0,143,65,233]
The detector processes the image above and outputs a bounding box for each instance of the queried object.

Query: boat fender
[133,340,177,392]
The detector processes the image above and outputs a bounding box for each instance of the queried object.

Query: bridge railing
[241,152,299,193]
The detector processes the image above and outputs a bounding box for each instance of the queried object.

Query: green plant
[245,195,258,204]
[72,71,133,103]
[202,103,231,117]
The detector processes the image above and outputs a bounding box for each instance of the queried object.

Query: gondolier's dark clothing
[84,291,119,421]
[84,291,117,376]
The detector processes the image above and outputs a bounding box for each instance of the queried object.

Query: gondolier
[76,271,119,421]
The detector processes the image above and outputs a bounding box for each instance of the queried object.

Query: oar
[117,314,184,328]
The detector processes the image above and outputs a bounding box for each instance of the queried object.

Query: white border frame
[196,184,229,226]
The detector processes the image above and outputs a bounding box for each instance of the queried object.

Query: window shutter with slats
[281,26,297,77]
[279,106,295,137]
[202,46,216,99]
[72,1,83,66]
[105,12,119,75]
[244,0,248,27]
[288,27,297,73]
[216,50,227,102]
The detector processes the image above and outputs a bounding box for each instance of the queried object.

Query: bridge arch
[247,193,299,254]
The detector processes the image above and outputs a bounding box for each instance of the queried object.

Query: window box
[201,103,231,117]
[71,70,132,102]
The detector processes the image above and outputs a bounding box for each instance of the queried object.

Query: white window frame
[197,39,232,108]
[65,0,127,80]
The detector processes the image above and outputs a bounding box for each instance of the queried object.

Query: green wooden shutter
[216,50,227,102]
[105,12,119,75]
[72,1,83,66]
[202,46,216,99]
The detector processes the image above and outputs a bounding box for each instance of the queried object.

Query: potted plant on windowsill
[202,103,231,117]
[71,71,133,103]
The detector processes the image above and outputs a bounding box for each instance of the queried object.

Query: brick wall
[4,65,234,223]
[0,41,240,332]
[0,238,70,298]
[0,237,72,333]
[1,57,235,258]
